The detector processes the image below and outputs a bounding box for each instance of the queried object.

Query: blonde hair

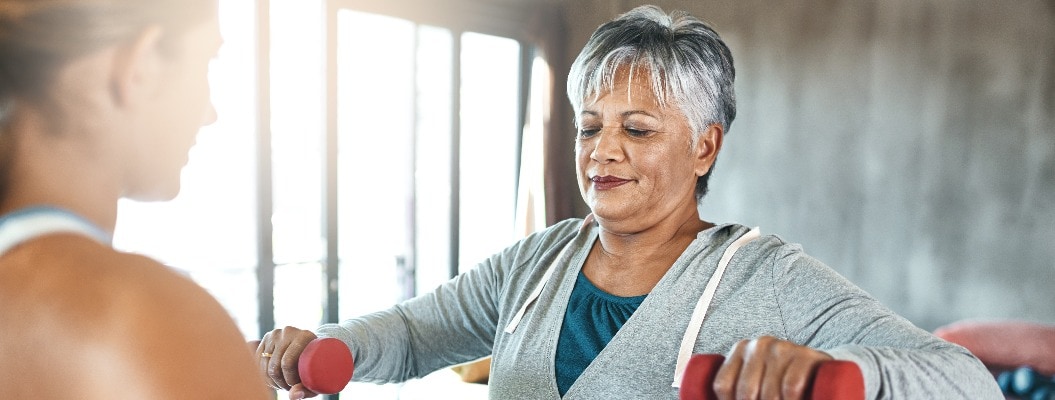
[0,0,215,125]
[0,0,216,199]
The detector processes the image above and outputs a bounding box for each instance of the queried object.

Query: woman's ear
[108,26,165,108]
[694,123,724,176]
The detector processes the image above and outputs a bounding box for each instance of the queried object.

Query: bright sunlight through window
[115,3,534,399]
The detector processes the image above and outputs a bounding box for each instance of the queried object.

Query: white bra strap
[0,208,111,256]
[503,242,569,334]
[504,214,595,334]
[672,227,761,388]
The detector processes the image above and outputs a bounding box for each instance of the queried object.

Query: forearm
[316,268,499,383]
[828,344,1002,399]
[316,310,415,384]
[314,221,576,385]
[777,252,1002,399]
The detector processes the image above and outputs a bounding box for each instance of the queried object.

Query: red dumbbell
[679,354,864,400]
[297,337,355,394]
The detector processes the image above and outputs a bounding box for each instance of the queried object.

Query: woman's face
[575,67,720,232]
[123,12,221,201]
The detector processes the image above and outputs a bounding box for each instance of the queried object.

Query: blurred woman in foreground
[0,1,269,398]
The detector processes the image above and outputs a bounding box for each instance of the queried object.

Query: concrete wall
[555,0,1055,331]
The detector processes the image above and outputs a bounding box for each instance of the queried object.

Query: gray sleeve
[770,244,1003,399]
[316,253,502,384]
[314,219,581,384]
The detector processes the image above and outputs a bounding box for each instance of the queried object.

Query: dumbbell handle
[297,337,355,395]
[679,354,864,400]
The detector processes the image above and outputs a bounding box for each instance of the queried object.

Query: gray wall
[557,0,1055,331]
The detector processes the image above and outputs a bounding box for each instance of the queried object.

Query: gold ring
[261,352,272,357]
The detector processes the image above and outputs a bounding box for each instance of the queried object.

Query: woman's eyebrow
[621,110,659,119]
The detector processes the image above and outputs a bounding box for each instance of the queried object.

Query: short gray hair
[567,4,736,200]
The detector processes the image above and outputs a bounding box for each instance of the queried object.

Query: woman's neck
[0,115,122,235]
[584,212,713,296]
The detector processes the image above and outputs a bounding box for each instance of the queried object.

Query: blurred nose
[590,129,624,163]
[201,101,218,126]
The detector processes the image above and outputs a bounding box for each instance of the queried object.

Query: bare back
[0,235,270,399]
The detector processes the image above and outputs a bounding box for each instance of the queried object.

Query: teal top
[555,271,647,396]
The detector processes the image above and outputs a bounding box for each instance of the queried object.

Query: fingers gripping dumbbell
[678,354,865,400]
[297,338,355,395]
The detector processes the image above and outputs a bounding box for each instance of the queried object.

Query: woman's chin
[124,181,183,203]
[588,193,638,213]
[589,206,636,225]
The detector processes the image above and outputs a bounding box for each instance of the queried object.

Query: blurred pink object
[934,319,1055,376]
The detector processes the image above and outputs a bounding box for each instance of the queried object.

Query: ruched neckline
[555,271,647,395]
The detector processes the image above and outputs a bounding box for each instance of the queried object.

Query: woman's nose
[201,102,218,126]
[590,129,624,163]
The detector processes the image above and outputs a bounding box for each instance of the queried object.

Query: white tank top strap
[0,207,111,257]
[672,226,761,388]
[503,214,595,334]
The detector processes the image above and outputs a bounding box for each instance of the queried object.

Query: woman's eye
[625,128,651,137]
[578,128,600,138]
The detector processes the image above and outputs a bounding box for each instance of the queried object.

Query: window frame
[252,0,538,336]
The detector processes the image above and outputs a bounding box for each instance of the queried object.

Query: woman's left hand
[712,335,833,400]
[253,326,320,399]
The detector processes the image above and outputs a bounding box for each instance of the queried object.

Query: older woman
[258,5,1001,399]
[0,1,269,398]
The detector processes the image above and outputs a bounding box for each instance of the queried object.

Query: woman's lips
[591,175,630,190]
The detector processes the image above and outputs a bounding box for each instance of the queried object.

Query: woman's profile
[0,1,270,398]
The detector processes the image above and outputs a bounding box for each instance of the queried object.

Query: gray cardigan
[317,218,1002,399]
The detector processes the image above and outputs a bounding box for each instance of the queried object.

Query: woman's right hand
[713,336,833,400]
[254,326,320,399]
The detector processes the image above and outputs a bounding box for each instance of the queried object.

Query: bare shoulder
[0,235,270,399]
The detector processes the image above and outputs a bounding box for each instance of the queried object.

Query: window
[326,9,527,398]
[114,1,540,399]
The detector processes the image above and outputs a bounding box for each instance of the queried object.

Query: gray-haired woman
[0,1,270,398]
[257,5,1001,399]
